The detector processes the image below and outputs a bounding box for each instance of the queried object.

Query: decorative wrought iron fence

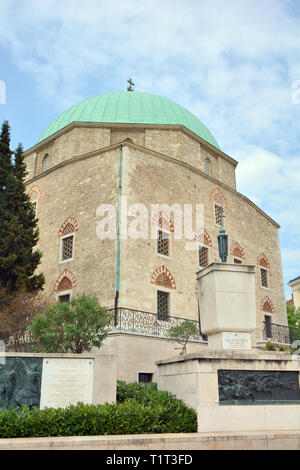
[107,307,207,341]
[263,321,299,344]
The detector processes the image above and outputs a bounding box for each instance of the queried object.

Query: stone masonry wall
[26,148,119,307]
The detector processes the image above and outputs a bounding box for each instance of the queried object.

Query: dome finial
[127,78,134,92]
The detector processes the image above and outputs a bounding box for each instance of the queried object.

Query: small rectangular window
[260,268,269,288]
[61,235,74,261]
[138,373,153,383]
[215,204,224,226]
[58,294,71,303]
[234,258,243,264]
[157,229,170,256]
[199,246,209,268]
[157,290,169,320]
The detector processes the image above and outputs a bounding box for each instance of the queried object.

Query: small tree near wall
[29,294,113,353]
[168,321,199,355]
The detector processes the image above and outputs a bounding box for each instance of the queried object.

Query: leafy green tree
[168,320,199,355]
[0,122,44,293]
[287,303,300,329]
[29,294,113,353]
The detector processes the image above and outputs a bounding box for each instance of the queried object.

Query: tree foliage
[0,121,44,294]
[168,320,199,355]
[0,286,47,351]
[287,303,300,329]
[29,294,113,353]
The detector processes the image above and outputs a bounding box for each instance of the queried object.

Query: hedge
[0,382,197,438]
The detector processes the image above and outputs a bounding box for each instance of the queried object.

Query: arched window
[204,158,211,176]
[210,189,227,227]
[152,211,174,258]
[54,270,76,302]
[194,228,212,268]
[59,217,79,263]
[257,254,270,288]
[43,154,50,172]
[230,242,245,264]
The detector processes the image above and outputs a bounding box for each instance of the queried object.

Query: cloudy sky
[0,0,299,297]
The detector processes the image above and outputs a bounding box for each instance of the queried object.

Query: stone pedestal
[157,352,300,433]
[197,263,257,350]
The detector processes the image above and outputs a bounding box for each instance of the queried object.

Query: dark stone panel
[218,369,300,405]
[0,357,42,410]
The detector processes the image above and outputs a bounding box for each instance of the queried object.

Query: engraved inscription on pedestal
[222,332,251,350]
[40,358,94,409]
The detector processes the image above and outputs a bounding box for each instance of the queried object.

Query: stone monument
[156,228,300,433]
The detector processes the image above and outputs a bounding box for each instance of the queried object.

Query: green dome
[37,91,220,149]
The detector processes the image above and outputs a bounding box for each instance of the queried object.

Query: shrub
[29,294,112,353]
[265,341,277,351]
[0,382,197,438]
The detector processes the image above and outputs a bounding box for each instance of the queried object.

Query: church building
[23,90,288,381]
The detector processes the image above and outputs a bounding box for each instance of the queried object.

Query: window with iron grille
[234,258,243,264]
[157,290,169,320]
[157,229,170,256]
[260,268,269,288]
[61,235,74,261]
[199,246,209,268]
[214,204,224,226]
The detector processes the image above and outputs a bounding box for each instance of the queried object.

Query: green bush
[265,340,277,351]
[0,382,197,438]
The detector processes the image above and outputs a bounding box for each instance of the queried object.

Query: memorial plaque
[218,369,300,405]
[40,358,94,409]
[222,332,251,350]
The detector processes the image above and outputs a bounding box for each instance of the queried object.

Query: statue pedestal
[196,263,257,350]
[157,351,300,433]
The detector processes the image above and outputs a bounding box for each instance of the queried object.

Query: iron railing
[263,321,299,344]
[107,307,207,341]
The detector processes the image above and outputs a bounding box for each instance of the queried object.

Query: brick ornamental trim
[230,241,246,260]
[152,211,174,233]
[58,217,79,237]
[54,270,76,292]
[209,188,227,208]
[257,253,270,269]
[260,295,275,313]
[28,185,42,199]
[151,265,176,290]
[194,228,213,247]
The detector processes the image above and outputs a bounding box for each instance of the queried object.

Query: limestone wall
[121,145,286,339]
[26,148,119,306]
[97,332,207,383]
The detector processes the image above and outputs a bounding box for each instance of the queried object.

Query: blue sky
[0,0,299,298]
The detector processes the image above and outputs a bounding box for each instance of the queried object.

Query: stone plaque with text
[222,332,251,350]
[40,358,94,409]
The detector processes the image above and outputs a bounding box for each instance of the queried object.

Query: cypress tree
[0,122,45,293]
[0,121,13,192]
